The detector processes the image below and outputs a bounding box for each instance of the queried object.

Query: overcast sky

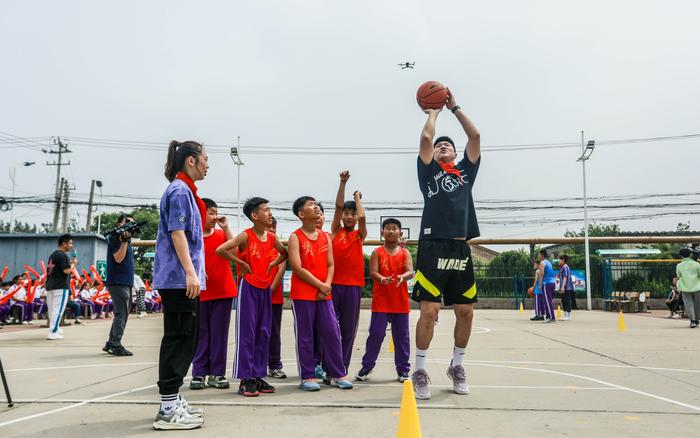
[1,0,699,248]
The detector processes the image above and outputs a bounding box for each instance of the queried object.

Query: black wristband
[451,105,461,114]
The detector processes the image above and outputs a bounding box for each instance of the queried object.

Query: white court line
[7,357,700,375]
[0,383,156,428]
[269,382,617,390]
[464,362,700,413]
[7,363,158,372]
[1,360,697,428]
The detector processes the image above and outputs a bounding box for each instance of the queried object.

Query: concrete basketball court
[1,309,699,437]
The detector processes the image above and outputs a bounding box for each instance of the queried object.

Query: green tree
[486,249,532,276]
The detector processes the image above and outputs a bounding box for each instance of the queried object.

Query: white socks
[160,393,179,413]
[451,346,466,368]
[415,348,428,371]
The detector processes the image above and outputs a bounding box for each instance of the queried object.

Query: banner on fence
[553,269,586,292]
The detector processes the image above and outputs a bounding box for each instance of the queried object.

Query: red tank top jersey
[291,228,330,301]
[332,228,365,287]
[238,228,277,289]
[201,229,237,301]
[371,246,410,313]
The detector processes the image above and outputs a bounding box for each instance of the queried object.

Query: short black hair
[559,254,569,263]
[116,214,134,226]
[433,136,456,152]
[316,202,325,213]
[243,197,269,220]
[202,198,217,209]
[539,249,548,258]
[293,196,316,218]
[58,234,73,246]
[382,218,402,229]
[12,275,21,283]
[680,247,692,258]
[270,216,277,226]
[342,200,357,212]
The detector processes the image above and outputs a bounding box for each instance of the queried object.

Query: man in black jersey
[411,89,481,400]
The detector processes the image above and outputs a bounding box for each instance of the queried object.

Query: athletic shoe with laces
[397,372,410,383]
[268,368,287,379]
[299,380,321,391]
[152,403,203,430]
[190,376,205,390]
[691,321,698,328]
[355,368,372,381]
[238,379,260,397]
[256,378,276,393]
[411,369,431,400]
[446,365,470,395]
[179,395,204,417]
[46,332,63,340]
[331,378,353,389]
[314,364,325,379]
[206,375,230,388]
[530,316,544,321]
[108,346,133,356]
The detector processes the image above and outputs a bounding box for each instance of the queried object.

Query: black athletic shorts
[412,239,477,306]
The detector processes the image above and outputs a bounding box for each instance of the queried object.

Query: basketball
[416,81,448,110]
[527,287,534,297]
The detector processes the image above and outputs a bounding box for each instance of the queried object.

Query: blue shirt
[559,264,574,291]
[106,237,134,286]
[153,179,206,291]
[543,260,556,285]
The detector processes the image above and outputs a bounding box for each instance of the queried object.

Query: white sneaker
[411,369,431,400]
[446,365,470,395]
[137,312,147,319]
[152,403,204,430]
[47,332,64,340]
[21,321,29,325]
[179,395,204,417]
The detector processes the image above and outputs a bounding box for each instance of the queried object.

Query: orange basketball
[527,287,534,297]
[416,81,448,110]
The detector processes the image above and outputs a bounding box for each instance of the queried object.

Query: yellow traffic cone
[397,380,422,438]
[618,310,626,332]
[556,305,562,321]
[518,302,524,314]
[389,335,395,353]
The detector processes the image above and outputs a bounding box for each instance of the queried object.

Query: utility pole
[44,137,72,232]
[60,178,70,233]
[86,179,96,232]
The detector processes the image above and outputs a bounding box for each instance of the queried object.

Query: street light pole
[578,131,595,311]
[96,181,104,234]
[230,136,244,234]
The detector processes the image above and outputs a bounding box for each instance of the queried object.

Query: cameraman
[103,214,136,356]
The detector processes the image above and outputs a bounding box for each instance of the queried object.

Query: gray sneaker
[446,365,470,395]
[411,369,431,400]
[179,395,204,417]
[152,403,204,430]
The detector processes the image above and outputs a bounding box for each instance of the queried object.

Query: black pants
[108,285,131,347]
[157,289,199,395]
[562,290,576,312]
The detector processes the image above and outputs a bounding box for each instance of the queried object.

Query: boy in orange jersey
[330,170,367,376]
[288,196,353,391]
[356,218,413,382]
[216,197,287,397]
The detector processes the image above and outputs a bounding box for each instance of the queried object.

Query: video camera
[103,220,146,240]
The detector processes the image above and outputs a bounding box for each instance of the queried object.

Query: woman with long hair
[151,140,208,430]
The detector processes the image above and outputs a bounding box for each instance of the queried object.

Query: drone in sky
[398,62,415,70]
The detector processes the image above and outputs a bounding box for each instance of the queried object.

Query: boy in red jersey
[216,197,287,397]
[267,216,287,379]
[190,198,237,390]
[330,170,367,376]
[288,196,353,391]
[356,218,413,382]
